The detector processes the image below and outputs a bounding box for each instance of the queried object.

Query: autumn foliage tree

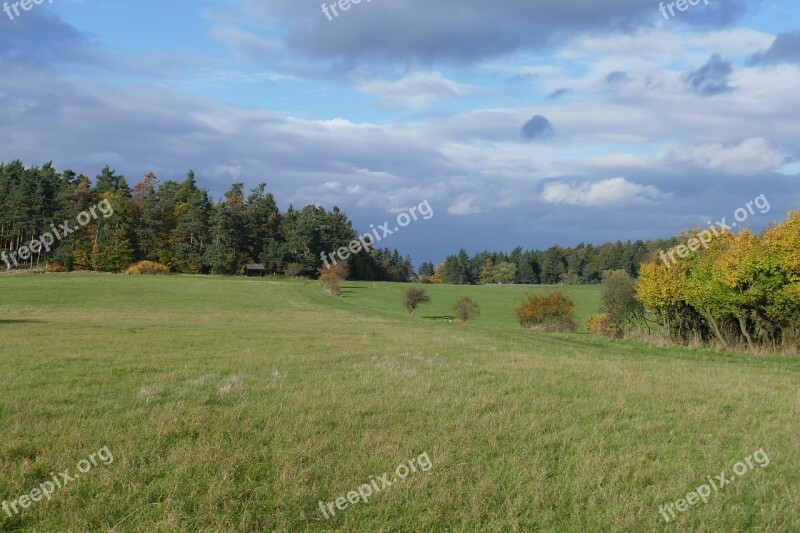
[319,262,348,296]
[515,290,576,332]
[636,211,800,351]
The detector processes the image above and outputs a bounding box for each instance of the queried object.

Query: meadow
[0,274,798,532]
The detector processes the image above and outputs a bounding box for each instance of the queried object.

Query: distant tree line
[421,239,679,286]
[0,161,413,279]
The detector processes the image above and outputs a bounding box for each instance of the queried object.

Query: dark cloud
[662,0,750,28]
[547,88,570,99]
[0,8,102,68]
[521,115,554,141]
[748,30,800,66]
[686,54,734,96]
[230,0,749,68]
[605,71,630,85]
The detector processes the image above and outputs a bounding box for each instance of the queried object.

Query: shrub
[283,263,303,278]
[72,249,90,271]
[319,262,348,296]
[322,276,341,296]
[585,313,622,338]
[187,260,204,275]
[598,270,643,336]
[403,287,431,316]
[516,290,576,332]
[454,297,480,322]
[44,262,68,273]
[124,261,170,275]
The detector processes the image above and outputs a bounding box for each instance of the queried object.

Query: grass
[308,281,601,331]
[0,274,798,532]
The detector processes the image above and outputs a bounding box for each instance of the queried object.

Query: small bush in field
[454,297,480,322]
[585,313,622,338]
[124,261,170,275]
[403,287,431,316]
[319,262,348,296]
[44,262,68,273]
[516,290,576,332]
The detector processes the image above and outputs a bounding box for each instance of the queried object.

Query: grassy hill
[303,280,602,332]
[0,274,798,531]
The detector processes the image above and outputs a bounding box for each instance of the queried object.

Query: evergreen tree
[418,262,435,277]
[171,171,210,273]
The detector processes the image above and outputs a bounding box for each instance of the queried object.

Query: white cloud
[541,177,670,207]
[656,138,784,175]
[356,72,476,109]
[565,27,773,63]
[447,195,486,215]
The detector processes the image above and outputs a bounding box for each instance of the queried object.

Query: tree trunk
[738,316,755,352]
[704,309,727,348]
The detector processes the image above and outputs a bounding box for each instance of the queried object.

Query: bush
[283,263,303,278]
[44,262,68,273]
[319,262,348,296]
[598,270,643,337]
[124,261,170,275]
[516,290,576,332]
[454,297,480,322]
[72,250,91,271]
[403,287,431,316]
[585,313,622,338]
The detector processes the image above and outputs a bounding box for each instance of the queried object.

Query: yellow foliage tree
[636,211,800,351]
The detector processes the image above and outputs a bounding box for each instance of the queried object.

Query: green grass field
[0,274,798,532]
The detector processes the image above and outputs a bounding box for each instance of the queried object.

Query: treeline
[420,239,678,285]
[0,161,413,279]
[637,211,800,351]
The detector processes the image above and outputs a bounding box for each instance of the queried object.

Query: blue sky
[2,0,799,264]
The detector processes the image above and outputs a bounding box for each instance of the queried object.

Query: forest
[1,161,681,283]
[419,238,679,286]
[0,161,413,280]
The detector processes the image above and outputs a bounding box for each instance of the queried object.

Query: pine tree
[479,258,496,285]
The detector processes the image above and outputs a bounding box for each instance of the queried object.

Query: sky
[1,0,799,265]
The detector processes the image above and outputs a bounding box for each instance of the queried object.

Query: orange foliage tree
[515,290,576,332]
[319,262,348,296]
